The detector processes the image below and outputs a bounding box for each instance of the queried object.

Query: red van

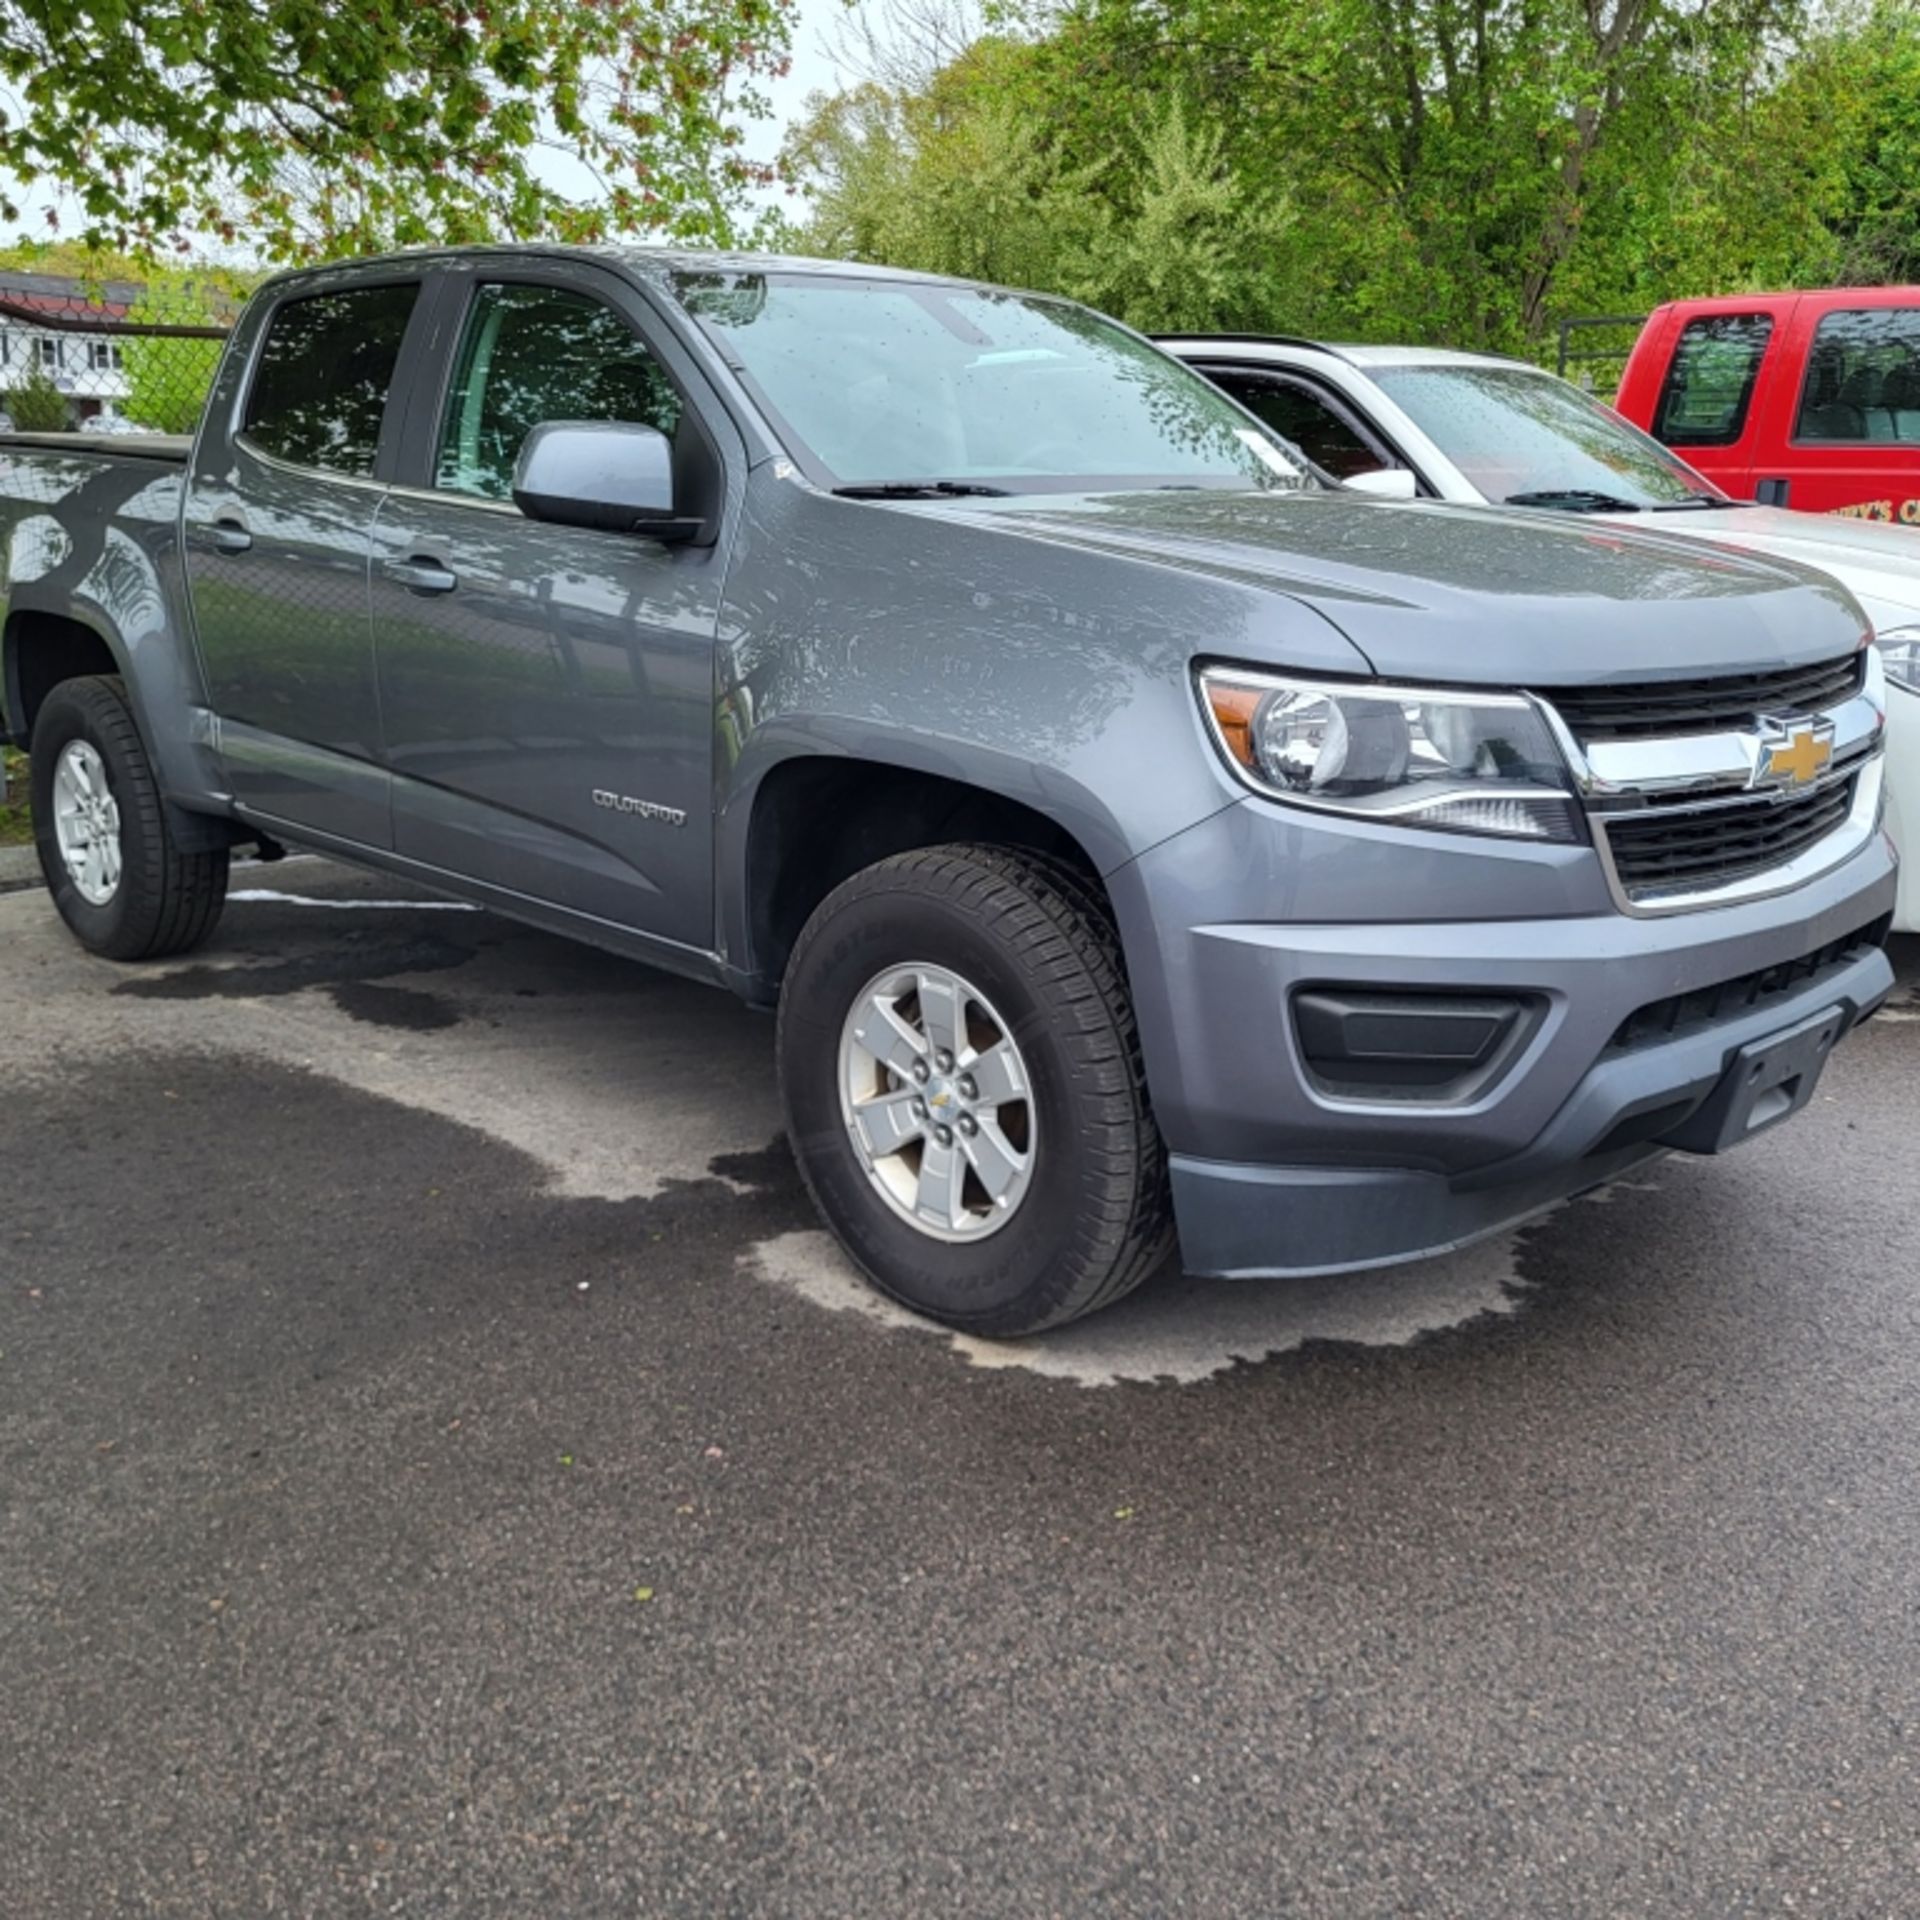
[1615,288,1920,524]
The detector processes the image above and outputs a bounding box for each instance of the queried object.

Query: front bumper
[1882,689,1920,932]
[1109,800,1897,1279]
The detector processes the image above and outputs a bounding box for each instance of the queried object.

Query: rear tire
[777,844,1174,1336]
[30,675,229,961]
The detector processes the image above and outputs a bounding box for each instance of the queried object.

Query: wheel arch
[2,606,128,746]
[3,604,240,853]
[724,744,1124,1004]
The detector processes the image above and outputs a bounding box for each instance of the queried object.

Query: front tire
[777,845,1174,1336]
[30,675,229,961]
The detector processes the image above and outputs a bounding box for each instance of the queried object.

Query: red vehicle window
[1791,306,1920,446]
[1653,314,1774,447]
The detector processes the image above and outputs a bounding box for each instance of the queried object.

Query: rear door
[367,259,732,953]
[1757,292,1920,521]
[183,275,424,846]
[1640,303,1788,501]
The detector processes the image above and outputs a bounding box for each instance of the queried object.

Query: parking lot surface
[5,858,1920,1917]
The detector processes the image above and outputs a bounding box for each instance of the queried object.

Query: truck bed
[0,432,190,463]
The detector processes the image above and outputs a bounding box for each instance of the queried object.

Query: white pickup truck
[1165,336,1920,930]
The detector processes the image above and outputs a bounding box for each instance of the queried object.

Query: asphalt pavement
[5,856,1920,1917]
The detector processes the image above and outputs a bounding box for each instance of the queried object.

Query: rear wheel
[777,845,1174,1335]
[30,675,229,961]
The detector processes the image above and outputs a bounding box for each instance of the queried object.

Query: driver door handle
[385,555,458,596]
[207,518,252,555]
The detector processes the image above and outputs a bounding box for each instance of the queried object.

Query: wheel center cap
[926,1076,957,1112]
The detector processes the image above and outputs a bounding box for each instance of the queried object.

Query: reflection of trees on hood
[718,490,1208,767]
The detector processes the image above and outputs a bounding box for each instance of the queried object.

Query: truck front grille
[1535,648,1882,913]
[1600,775,1857,898]
[1547,654,1863,741]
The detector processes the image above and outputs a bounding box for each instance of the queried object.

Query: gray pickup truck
[0,247,1898,1333]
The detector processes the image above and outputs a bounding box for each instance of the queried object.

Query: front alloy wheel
[779,844,1174,1336]
[840,963,1036,1242]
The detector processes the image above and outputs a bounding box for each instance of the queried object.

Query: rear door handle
[385,555,458,596]
[1755,477,1791,507]
[207,519,252,555]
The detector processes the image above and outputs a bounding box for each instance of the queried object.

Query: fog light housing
[1293,987,1544,1103]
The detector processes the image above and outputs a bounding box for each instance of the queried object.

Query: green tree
[0,0,793,259]
[777,0,1920,355]
[120,279,233,433]
[780,51,1300,332]
[4,362,69,431]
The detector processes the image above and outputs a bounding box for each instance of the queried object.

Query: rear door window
[243,283,420,477]
[1653,315,1774,447]
[1204,367,1390,480]
[1792,307,1920,444]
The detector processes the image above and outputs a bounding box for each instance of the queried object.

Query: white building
[0,272,143,424]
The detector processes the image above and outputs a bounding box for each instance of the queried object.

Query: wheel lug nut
[911,1097,927,1118]
[912,1060,929,1083]
[957,1075,977,1101]
[934,1125,954,1147]
[935,1050,954,1072]
[958,1113,978,1137]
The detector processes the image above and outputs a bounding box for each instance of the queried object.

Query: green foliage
[4,363,68,431]
[781,55,1299,332]
[0,747,29,847]
[778,0,1920,354]
[121,278,236,433]
[0,0,794,261]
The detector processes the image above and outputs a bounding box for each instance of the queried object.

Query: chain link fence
[0,272,237,437]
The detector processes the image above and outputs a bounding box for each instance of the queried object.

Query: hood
[962,489,1869,686]
[1595,502,1920,633]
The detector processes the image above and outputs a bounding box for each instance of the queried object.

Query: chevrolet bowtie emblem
[1765,724,1833,789]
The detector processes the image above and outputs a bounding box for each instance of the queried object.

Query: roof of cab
[1157,334,1537,373]
[255,242,1008,299]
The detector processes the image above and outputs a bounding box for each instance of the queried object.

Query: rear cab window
[242,283,420,476]
[1792,307,1920,444]
[1653,314,1774,447]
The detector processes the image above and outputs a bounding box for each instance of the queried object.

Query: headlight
[1875,625,1920,696]
[1199,668,1581,843]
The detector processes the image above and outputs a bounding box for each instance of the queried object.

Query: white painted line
[227,890,480,911]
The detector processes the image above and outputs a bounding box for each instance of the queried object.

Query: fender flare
[2,598,238,854]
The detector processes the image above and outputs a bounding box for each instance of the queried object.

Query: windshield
[1371,364,1723,508]
[674,271,1315,495]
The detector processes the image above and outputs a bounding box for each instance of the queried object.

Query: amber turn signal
[1205,681,1263,770]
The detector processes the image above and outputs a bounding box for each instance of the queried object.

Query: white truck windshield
[1373,364,1729,510]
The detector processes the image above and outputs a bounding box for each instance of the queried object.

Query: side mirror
[1344,466,1420,501]
[511,421,702,541]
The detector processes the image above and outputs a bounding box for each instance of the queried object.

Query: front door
[183,278,422,847]
[369,270,724,953]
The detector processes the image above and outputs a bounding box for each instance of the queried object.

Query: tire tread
[31,675,228,961]
[780,841,1174,1334]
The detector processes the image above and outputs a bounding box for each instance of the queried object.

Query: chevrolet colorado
[0,249,1898,1333]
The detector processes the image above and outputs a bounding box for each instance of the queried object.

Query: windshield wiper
[831,479,1013,500]
[1503,487,1644,513]
[1650,496,1754,512]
